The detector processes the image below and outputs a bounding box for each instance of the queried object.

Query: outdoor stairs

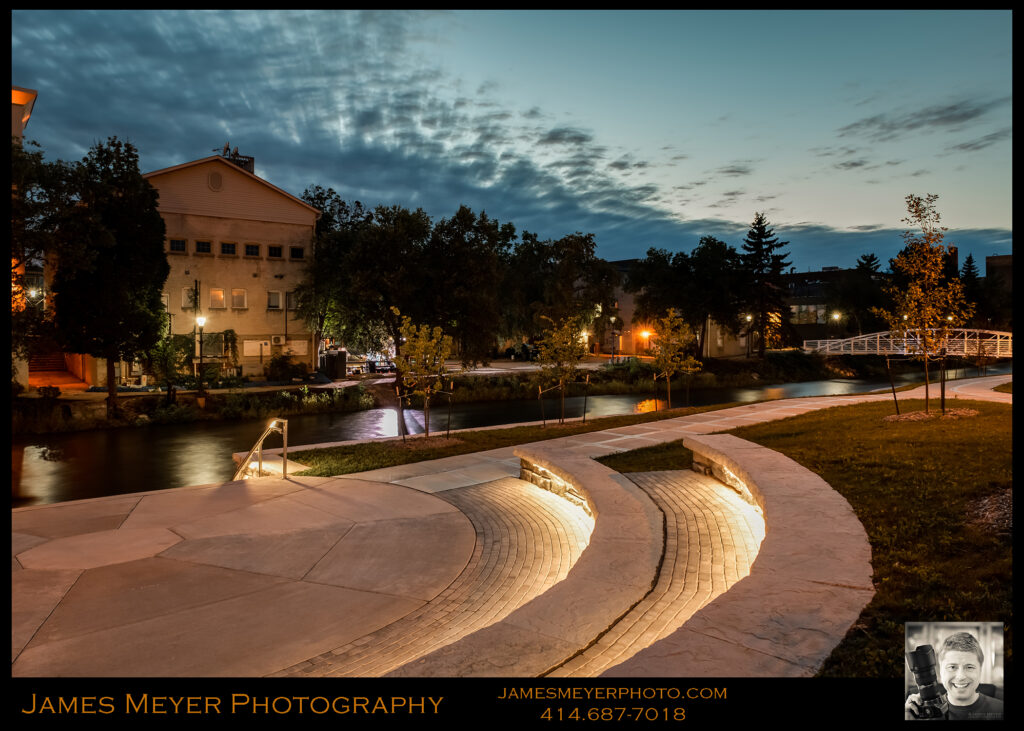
[29,349,67,372]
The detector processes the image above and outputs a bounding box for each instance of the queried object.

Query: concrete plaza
[11,375,1010,677]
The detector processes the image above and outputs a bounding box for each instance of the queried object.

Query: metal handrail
[232,418,288,481]
[803,329,1012,357]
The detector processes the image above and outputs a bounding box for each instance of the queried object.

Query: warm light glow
[196,316,206,328]
[745,314,752,322]
[249,461,259,470]
[832,312,841,321]
[11,88,36,106]
[641,330,651,339]
[28,288,38,299]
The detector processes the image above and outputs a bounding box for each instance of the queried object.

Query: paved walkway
[11,374,1011,677]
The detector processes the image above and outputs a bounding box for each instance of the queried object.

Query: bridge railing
[803,329,1012,357]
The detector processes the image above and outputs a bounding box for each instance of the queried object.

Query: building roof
[143,155,321,218]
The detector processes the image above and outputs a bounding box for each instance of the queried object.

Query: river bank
[11,351,999,436]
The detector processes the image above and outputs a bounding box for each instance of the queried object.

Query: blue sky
[11,10,1012,272]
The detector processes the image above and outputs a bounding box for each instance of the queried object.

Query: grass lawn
[603,398,1012,677]
[994,381,1012,394]
[290,401,739,477]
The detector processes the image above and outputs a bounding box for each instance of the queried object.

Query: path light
[832,312,842,321]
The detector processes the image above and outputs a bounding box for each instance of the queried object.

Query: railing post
[281,419,288,479]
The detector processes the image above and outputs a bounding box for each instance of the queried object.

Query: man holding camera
[905,632,1004,720]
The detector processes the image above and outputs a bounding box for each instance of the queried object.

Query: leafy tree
[48,137,169,417]
[827,252,888,336]
[739,213,791,357]
[535,315,589,424]
[872,194,973,413]
[421,205,516,366]
[626,236,743,357]
[650,308,700,409]
[395,311,455,438]
[296,186,375,362]
[502,232,619,344]
[142,325,193,404]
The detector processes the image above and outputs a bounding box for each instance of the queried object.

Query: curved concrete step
[548,470,764,677]
[274,476,594,677]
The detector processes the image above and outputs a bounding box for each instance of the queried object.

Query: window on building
[268,245,282,258]
[286,291,297,311]
[220,242,236,256]
[195,240,212,254]
[245,244,260,257]
[169,239,186,253]
[267,291,282,310]
[210,288,226,309]
[182,287,197,310]
[231,288,247,308]
[289,247,304,260]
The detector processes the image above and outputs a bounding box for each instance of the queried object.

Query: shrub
[265,354,308,382]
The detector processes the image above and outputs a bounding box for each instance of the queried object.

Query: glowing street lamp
[196,316,207,397]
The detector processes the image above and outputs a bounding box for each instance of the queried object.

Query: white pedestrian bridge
[803,329,1012,357]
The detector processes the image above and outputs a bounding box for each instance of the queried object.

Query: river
[12,362,1011,506]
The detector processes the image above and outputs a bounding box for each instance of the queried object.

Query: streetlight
[196,316,206,397]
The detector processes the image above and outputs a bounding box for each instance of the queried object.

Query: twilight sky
[11,9,1013,272]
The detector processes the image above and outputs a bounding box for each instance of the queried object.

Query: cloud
[834,159,870,171]
[838,96,1011,142]
[715,163,754,177]
[946,127,1011,153]
[537,127,594,146]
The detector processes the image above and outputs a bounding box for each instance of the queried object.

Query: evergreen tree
[49,137,169,418]
[959,254,983,326]
[739,213,791,357]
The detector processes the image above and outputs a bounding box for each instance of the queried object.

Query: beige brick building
[142,153,321,378]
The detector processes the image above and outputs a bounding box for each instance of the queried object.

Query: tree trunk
[666,377,672,410]
[923,355,930,414]
[106,352,119,419]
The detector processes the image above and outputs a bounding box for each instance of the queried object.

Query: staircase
[29,348,67,372]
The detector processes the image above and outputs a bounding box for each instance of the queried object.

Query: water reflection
[12,362,1011,506]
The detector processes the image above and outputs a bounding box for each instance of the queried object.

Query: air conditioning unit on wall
[271,335,286,345]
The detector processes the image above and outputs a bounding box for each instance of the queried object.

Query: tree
[501,232,619,345]
[394,311,455,438]
[650,308,700,409]
[296,186,375,363]
[739,213,791,357]
[48,137,169,418]
[421,205,516,366]
[959,254,983,327]
[535,315,589,424]
[11,139,75,380]
[872,194,973,413]
[828,252,887,336]
[141,322,193,405]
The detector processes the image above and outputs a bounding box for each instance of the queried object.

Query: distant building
[142,152,321,379]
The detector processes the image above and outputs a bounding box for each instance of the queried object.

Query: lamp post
[745,314,753,358]
[196,316,206,397]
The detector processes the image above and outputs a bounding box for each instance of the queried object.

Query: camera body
[907,644,949,719]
